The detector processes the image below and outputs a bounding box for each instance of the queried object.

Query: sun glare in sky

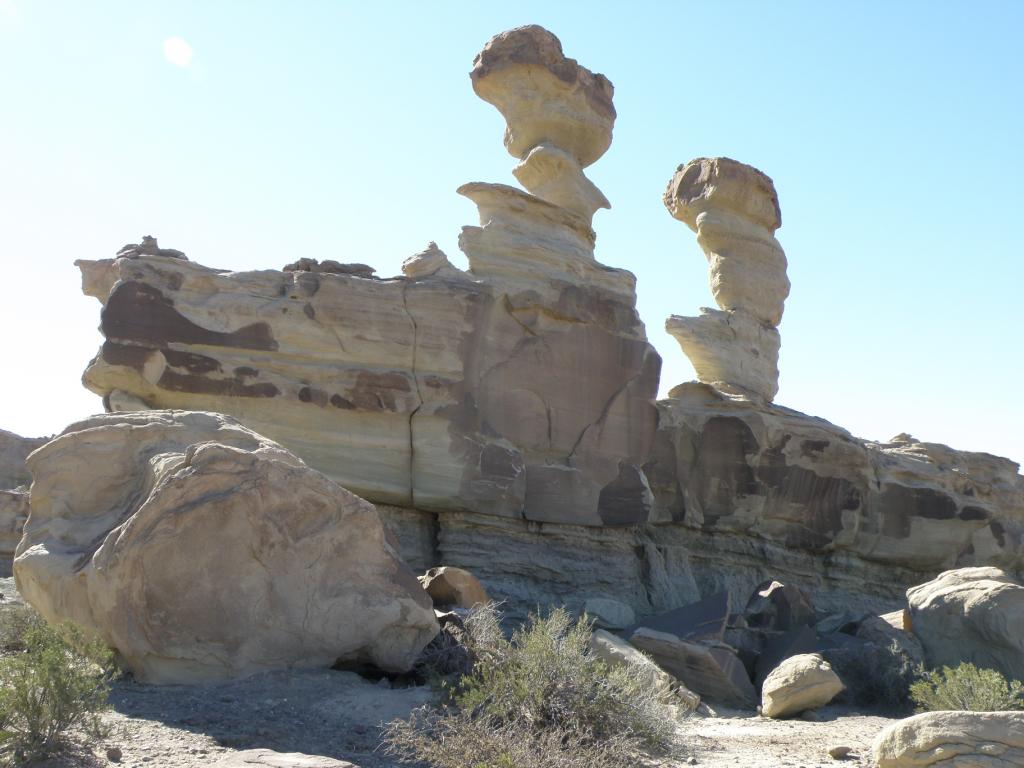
[162,36,193,68]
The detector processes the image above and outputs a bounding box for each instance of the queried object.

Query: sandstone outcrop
[760,653,843,718]
[70,25,1024,623]
[873,711,1024,767]
[0,490,29,577]
[0,428,46,490]
[14,411,437,684]
[471,26,613,225]
[907,567,1024,681]
[664,157,789,402]
[77,25,659,532]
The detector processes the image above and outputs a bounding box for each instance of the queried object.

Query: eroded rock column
[663,157,789,402]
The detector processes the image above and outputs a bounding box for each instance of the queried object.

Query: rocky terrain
[3,22,1023,768]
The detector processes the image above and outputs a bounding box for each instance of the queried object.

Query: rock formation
[77,25,659,531]
[70,25,1024,623]
[0,429,47,576]
[471,25,613,224]
[759,653,843,719]
[873,711,1024,767]
[664,157,789,402]
[14,411,437,683]
[907,566,1024,681]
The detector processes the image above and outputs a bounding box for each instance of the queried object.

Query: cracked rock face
[76,234,659,528]
[664,157,790,402]
[13,411,438,683]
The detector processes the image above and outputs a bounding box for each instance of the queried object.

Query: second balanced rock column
[663,157,789,402]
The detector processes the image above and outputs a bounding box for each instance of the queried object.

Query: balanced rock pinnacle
[470,25,613,224]
[664,157,790,402]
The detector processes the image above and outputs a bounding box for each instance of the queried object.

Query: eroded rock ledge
[70,25,1023,618]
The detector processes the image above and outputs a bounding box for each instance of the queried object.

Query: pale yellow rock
[512,143,610,223]
[14,411,438,684]
[401,242,465,280]
[471,25,615,168]
[760,653,844,719]
[907,567,1024,681]
[873,711,1024,767]
[666,308,780,402]
[589,629,700,712]
[663,157,789,403]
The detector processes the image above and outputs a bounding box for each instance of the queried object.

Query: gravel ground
[2,577,901,767]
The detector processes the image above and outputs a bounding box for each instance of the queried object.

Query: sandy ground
[2,578,901,768]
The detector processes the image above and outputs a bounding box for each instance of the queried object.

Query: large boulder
[873,711,1024,767]
[760,652,844,718]
[907,567,1024,681]
[589,628,700,712]
[14,411,438,684]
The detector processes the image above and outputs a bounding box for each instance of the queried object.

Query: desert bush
[0,604,40,654]
[823,639,917,712]
[0,620,113,764]
[383,708,637,768]
[384,606,676,767]
[910,662,1024,712]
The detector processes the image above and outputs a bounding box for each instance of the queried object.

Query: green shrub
[910,662,1024,712]
[0,620,113,764]
[384,606,676,768]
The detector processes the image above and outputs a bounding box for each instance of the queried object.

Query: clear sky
[1,2,1022,467]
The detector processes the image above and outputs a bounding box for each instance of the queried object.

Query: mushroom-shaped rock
[873,711,1024,767]
[14,411,439,684]
[664,157,789,328]
[907,566,1024,682]
[470,25,615,168]
[760,653,844,719]
[663,157,790,403]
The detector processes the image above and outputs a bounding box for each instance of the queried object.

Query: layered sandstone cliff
[70,25,1024,619]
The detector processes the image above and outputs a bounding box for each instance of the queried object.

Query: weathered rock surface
[471,25,614,168]
[583,596,635,630]
[14,411,437,684]
[630,627,756,708]
[873,711,1024,767]
[760,653,844,718]
[589,628,700,711]
[647,383,1024,594]
[0,490,29,577]
[419,566,489,609]
[0,429,47,576]
[0,428,46,490]
[664,157,789,402]
[69,25,1024,621]
[78,26,658,532]
[907,567,1024,681]
[213,751,359,768]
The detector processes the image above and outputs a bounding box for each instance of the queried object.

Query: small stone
[106,746,123,762]
[828,745,853,759]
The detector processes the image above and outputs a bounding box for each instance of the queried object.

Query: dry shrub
[384,605,676,767]
[910,662,1024,712]
[0,620,113,765]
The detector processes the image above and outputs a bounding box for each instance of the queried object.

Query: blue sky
[1,1,1022,466]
